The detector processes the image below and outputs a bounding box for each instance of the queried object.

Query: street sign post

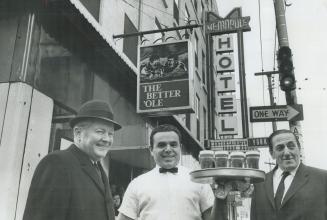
[249,104,303,122]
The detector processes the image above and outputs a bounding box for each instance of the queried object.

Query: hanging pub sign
[137,40,195,115]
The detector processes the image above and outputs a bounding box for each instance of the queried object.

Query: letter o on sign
[219,56,232,68]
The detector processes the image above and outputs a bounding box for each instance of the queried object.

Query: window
[195,94,200,140]
[184,5,190,24]
[123,14,138,65]
[35,27,93,110]
[79,0,100,21]
[0,4,17,82]
[201,1,204,24]
[173,0,179,24]
[203,107,207,139]
[153,17,164,43]
[195,70,201,81]
[194,33,198,68]
[186,113,191,130]
[195,95,200,119]
[173,23,182,39]
[202,50,206,85]
[161,0,168,8]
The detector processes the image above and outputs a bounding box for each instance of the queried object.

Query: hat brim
[70,116,122,130]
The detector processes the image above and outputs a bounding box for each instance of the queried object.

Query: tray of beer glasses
[190,150,265,184]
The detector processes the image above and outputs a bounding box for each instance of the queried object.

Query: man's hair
[73,118,109,141]
[74,118,108,130]
[149,54,160,62]
[267,129,301,153]
[74,120,92,129]
[149,124,182,149]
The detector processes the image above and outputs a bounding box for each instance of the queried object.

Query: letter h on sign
[216,35,235,73]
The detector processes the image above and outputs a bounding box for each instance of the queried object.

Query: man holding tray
[117,124,217,220]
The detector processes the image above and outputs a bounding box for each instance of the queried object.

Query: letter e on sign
[217,95,236,113]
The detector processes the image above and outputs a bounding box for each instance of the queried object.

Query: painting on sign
[137,40,194,114]
[139,41,188,83]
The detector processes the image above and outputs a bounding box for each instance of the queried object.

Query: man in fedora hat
[23,100,121,220]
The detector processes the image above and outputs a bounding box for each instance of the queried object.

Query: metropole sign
[206,16,250,34]
[250,104,303,122]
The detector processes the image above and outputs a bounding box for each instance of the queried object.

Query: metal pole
[254,71,279,131]
[274,0,304,160]
[237,30,249,138]
[207,35,215,139]
[267,74,277,131]
[113,24,203,39]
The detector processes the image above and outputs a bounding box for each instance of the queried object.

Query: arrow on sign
[287,105,300,120]
[250,104,303,122]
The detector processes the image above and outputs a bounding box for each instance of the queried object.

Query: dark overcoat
[23,145,115,220]
[251,163,327,220]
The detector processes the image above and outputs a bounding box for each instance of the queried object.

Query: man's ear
[73,126,82,136]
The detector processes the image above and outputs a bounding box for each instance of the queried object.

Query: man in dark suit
[213,129,327,220]
[23,100,121,220]
[250,129,327,220]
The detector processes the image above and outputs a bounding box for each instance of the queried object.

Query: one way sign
[250,104,303,122]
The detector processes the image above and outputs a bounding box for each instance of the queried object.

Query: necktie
[94,162,116,220]
[93,162,104,185]
[275,171,290,210]
[159,167,178,173]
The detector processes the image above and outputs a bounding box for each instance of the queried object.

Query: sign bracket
[113,24,202,39]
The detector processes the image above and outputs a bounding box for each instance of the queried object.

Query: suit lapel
[69,145,105,194]
[265,170,276,209]
[82,163,106,193]
[281,163,309,208]
[98,162,114,203]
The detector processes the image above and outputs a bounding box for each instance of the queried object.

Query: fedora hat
[70,100,122,130]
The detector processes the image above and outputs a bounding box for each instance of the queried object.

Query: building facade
[0,0,218,219]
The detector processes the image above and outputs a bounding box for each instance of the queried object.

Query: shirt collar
[275,162,300,177]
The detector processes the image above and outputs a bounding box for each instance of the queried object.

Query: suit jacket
[251,163,327,220]
[23,145,115,220]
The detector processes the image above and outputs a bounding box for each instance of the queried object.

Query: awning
[68,0,137,73]
[38,0,137,80]
[109,146,155,169]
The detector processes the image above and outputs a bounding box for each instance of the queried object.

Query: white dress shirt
[273,165,299,202]
[119,165,214,220]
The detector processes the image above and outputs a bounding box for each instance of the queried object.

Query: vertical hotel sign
[137,40,194,115]
[205,8,251,138]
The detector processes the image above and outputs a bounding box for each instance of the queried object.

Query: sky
[216,0,327,170]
